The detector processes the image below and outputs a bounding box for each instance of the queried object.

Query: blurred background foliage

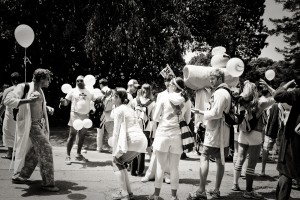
[0,0,299,125]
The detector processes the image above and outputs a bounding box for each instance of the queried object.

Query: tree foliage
[269,0,300,61]
[183,0,268,61]
[0,0,272,123]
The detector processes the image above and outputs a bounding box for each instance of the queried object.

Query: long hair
[141,83,153,100]
[114,87,129,105]
[240,80,258,112]
[171,77,189,102]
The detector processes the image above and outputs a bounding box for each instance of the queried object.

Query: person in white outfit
[148,77,191,200]
[141,74,174,183]
[111,87,147,200]
[0,72,22,159]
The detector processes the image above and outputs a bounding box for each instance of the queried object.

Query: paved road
[0,145,299,200]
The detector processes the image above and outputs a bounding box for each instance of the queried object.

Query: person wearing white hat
[127,79,140,102]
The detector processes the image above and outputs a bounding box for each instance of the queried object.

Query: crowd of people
[0,67,300,200]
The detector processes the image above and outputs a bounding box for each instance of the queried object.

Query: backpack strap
[22,83,30,99]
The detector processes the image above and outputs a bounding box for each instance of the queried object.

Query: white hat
[127,79,140,87]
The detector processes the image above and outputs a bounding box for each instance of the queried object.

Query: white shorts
[238,130,263,146]
[152,135,183,155]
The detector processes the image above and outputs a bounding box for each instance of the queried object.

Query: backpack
[215,87,245,126]
[13,83,30,121]
[135,97,153,129]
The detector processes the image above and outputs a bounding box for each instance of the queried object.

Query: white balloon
[108,137,113,147]
[83,119,93,129]
[61,84,72,94]
[84,75,96,87]
[93,88,103,98]
[226,58,244,77]
[211,54,230,68]
[14,24,35,48]
[73,119,83,131]
[211,46,226,56]
[265,69,275,81]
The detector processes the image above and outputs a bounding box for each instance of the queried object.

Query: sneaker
[65,156,71,165]
[112,190,129,200]
[141,176,154,183]
[187,190,207,200]
[243,190,263,199]
[75,154,88,162]
[208,189,221,199]
[232,184,241,191]
[164,177,171,184]
[41,185,60,192]
[147,194,159,200]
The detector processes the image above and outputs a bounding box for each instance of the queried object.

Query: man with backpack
[188,69,231,199]
[4,68,58,192]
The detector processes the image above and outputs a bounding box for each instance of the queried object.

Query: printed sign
[160,64,176,78]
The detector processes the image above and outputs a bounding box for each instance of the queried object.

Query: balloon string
[24,48,32,83]
[24,48,27,83]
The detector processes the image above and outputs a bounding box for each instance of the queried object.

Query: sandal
[12,176,33,184]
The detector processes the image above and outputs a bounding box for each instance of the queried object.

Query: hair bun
[124,99,129,104]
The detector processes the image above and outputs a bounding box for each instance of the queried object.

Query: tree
[84,0,191,88]
[183,0,268,62]
[269,0,300,61]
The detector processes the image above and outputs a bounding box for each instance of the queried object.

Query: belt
[32,118,45,124]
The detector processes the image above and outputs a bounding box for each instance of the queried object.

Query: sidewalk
[0,145,299,200]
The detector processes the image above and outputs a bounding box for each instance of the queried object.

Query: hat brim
[133,84,140,87]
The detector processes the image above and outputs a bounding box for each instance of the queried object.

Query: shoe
[187,190,207,200]
[232,184,241,191]
[1,155,12,160]
[112,190,129,200]
[147,194,159,200]
[141,177,152,183]
[12,176,33,184]
[75,154,88,162]
[65,156,71,165]
[208,189,221,198]
[41,185,60,192]
[164,177,171,184]
[243,190,263,199]
[170,196,179,200]
[129,192,135,200]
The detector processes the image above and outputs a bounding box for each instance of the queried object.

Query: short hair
[32,68,52,82]
[76,75,84,80]
[10,72,22,85]
[209,69,224,82]
[99,78,108,86]
[164,74,175,82]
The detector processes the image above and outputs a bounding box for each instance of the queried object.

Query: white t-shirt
[66,87,96,115]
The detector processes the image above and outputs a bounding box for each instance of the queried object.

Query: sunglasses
[76,79,83,82]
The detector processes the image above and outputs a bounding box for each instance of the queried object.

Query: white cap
[127,79,140,87]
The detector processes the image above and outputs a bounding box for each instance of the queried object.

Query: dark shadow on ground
[71,160,112,168]
[18,180,87,197]
[179,178,211,186]
[254,175,277,182]
[134,195,164,200]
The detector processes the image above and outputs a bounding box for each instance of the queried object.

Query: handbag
[179,117,195,153]
[170,101,195,153]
